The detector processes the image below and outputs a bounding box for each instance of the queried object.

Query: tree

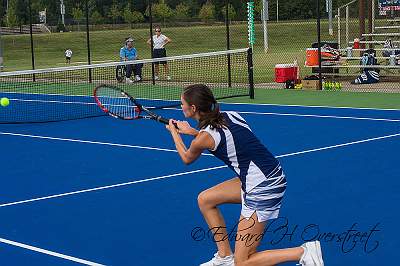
[72,6,84,31]
[90,10,103,25]
[123,4,144,28]
[152,0,173,26]
[198,2,215,24]
[221,4,236,21]
[108,1,121,27]
[15,0,28,29]
[131,11,145,24]
[5,0,18,27]
[175,3,190,21]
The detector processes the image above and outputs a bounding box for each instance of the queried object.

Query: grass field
[2,20,339,83]
[2,20,400,111]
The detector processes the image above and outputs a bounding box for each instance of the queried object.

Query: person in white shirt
[65,49,72,64]
[147,26,171,80]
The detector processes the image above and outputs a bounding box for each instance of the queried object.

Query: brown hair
[182,84,227,130]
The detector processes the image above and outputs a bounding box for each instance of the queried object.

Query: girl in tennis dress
[166,84,324,266]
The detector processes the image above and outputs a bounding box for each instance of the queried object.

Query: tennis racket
[94,84,173,125]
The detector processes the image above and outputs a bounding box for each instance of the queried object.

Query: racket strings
[96,87,138,119]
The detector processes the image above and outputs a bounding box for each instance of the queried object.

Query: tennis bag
[116,65,126,83]
[352,49,379,84]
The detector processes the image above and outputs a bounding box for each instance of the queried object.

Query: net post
[85,0,92,83]
[28,0,36,81]
[225,2,232,87]
[247,48,255,99]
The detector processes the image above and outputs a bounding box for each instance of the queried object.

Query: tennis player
[147,26,171,80]
[166,84,324,266]
[120,37,143,83]
[65,48,72,64]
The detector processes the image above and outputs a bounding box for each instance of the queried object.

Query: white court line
[0,132,213,157]
[221,101,400,111]
[0,237,105,266]
[0,166,226,208]
[165,108,400,122]
[277,133,400,158]
[6,98,400,122]
[235,110,400,122]
[0,132,399,209]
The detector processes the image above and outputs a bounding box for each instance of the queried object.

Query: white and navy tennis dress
[200,111,287,222]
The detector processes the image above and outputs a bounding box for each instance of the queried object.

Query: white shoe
[200,252,234,266]
[135,75,141,81]
[167,75,171,80]
[125,77,133,84]
[154,75,159,80]
[298,241,324,266]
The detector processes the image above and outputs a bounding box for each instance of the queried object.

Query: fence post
[225,1,232,88]
[85,0,92,83]
[28,0,36,81]
[247,48,254,99]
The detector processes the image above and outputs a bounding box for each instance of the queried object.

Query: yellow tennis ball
[1,97,10,107]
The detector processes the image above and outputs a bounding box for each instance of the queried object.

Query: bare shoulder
[192,131,214,150]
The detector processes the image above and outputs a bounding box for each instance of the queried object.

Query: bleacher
[0,24,51,35]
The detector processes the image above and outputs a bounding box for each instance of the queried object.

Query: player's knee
[197,190,213,210]
[234,256,249,266]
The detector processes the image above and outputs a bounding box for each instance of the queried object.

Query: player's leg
[233,212,304,266]
[125,64,133,83]
[154,63,160,80]
[133,63,143,81]
[198,177,241,264]
[164,63,170,80]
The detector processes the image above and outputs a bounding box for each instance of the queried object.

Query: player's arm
[164,36,171,46]
[167,120,212,165]
[147,38,152,46]
[119,48,126,61]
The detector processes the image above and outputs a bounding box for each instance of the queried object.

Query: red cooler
[275,64,298,83]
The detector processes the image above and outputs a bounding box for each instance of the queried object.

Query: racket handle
[158,116,178,129]
[158,116,170,124]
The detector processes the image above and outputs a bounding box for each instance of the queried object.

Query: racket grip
[158,117,178,129]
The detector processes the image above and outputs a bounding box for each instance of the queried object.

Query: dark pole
[367,0,373,49]
[359,0,366,49]
[85,0,92,82]
[247,48,254,99]
[317,0,322,90]
[28,0,35,81]
[225,1,232,87]
[149,0,155,85]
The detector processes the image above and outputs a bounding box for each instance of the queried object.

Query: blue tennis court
[0,102,399,266]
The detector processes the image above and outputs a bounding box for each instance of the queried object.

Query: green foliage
[153,0,174,25]
[123,4,144,27]
[91,10,104,25]
[198,2,215,23]
[5,0,19,27]
[175,3,190,21]
[131,11,145,23]
[221,4,236,21]
[15,0,28,25]
[72,6,85,22]
[109,1,121,25]
[72,6,85,31]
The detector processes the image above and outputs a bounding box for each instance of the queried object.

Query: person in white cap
[120,37,143,83]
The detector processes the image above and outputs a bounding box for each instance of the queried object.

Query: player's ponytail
[182,84,227,130]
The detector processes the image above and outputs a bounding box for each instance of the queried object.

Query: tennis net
[0,48,253,123]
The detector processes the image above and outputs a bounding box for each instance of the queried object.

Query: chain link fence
[1,0,399,92]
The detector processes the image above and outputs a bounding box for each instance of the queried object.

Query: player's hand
[166,119,178,133]
[175,120,198,136]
